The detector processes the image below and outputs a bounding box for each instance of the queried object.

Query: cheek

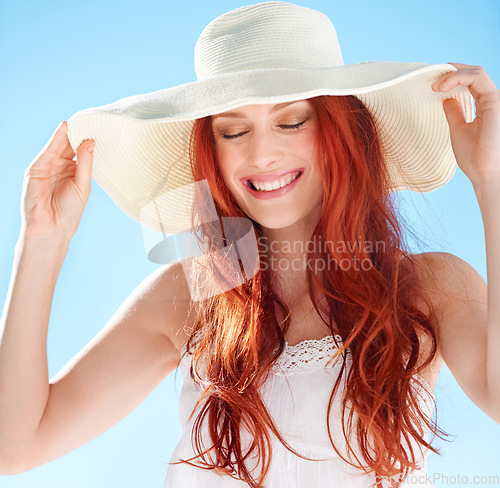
[294,134,320,169]
[216,151,239,190]
[214,144,229,175]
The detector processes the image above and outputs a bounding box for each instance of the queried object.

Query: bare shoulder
[410,251,485,321]
[143,261,197,354]
[409,252,493,416]
[407,251,487,390]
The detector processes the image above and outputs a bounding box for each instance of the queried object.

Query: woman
[0,2,498,487]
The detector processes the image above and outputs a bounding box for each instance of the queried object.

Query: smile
[249,170,301,191]
[242,169,304,200]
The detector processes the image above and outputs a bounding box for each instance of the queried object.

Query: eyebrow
[211,100,305,120]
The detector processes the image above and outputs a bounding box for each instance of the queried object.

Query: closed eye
[222,119,308,140]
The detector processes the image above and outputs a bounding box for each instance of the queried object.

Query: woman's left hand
[431,63,500,187]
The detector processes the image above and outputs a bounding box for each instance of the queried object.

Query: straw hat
[67,1,474,234]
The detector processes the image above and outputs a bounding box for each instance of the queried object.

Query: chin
[252,213,304,230]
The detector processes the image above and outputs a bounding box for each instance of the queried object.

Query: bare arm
[428,64,500,422]
[0,121,195,475]
[0,250,192,475]
[0,235,69,467]
[415,252,497,422]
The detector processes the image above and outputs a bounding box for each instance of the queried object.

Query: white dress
[163,334,436,487]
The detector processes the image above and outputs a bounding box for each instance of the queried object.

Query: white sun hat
[66,0,474,234]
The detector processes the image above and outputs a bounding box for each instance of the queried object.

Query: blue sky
[0,0,499,486]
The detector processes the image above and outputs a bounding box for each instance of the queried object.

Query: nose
[246,127,284,170]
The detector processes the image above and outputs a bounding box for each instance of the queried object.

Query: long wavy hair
[171,95,449,487]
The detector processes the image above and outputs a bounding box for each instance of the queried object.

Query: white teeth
[249,171,300,192]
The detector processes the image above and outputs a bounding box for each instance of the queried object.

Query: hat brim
[67,61,474,233]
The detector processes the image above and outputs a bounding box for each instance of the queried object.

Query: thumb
[442,98,467,134]
[74,139,95,194]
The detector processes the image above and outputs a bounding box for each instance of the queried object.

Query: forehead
[211,99,312,120]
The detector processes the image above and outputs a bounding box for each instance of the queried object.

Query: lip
[241,168,304,200]
[240,168,304,185]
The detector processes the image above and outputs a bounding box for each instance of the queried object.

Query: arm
[427,63,500,422]
[0,244,193,475]
[0,235,69,467]
[474,179,500,416]
[414,252,495,420]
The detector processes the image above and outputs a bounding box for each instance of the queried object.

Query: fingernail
[88,142,95,153]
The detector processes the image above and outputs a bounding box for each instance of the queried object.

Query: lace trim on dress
[271,335,436,399]
[271,334,348,375]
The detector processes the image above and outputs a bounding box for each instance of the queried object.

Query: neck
[257,207,324,304]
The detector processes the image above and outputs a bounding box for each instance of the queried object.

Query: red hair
[172,95,449,487]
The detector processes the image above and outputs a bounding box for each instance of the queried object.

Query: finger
[442,98,467,133]
[431,66,460,91]
[74,139,95,193]
[56,121,79,160]
[61,132,77,160]
[432,68,477,91]
[431,64,480,89]
[432,67,495,101]
[39,120,70,159]
[446,62,476,69]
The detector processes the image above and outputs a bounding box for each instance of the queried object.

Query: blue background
[0,0,499,486]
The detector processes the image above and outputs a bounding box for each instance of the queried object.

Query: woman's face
[211,99,324,230]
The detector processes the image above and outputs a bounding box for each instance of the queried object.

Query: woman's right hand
[20,121,95,241]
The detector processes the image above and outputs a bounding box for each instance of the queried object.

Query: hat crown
[194,1,344,81]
